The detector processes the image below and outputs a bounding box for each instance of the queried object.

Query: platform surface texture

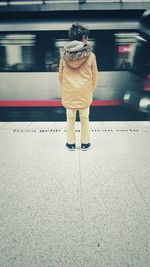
[0,121,150,267]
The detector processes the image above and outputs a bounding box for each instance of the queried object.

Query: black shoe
[81,143,91,151]
[66,143,76,151]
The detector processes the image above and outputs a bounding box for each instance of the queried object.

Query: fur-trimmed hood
[62,40,92,69]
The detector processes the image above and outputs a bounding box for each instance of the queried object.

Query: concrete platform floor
[0,121,150,267]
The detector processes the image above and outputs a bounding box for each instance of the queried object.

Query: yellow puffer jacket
[59,41,98,109]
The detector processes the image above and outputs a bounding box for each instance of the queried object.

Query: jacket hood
[62,40,92,69]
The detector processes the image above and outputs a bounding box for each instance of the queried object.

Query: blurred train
[123,9,150,115]
[0,14,143,119]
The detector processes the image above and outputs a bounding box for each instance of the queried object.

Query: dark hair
[69,23,89,41]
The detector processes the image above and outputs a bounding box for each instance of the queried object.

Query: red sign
[118,46,131,53]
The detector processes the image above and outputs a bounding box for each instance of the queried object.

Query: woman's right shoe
[66,143,76,151]
[81,143,91,151]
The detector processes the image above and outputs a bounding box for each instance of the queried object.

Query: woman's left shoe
[81,143,91,151]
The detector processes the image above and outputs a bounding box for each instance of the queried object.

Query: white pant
[66,107,90,144]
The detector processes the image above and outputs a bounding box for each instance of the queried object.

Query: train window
[114,33,138,71]
[0,31,140,73]
[45,39,68,72]
[91,30,115,71]
[0,34,36,71]
[132,35,150,76]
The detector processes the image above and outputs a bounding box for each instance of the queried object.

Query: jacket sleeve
[58,57,63,85]
[91,54,98,91]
